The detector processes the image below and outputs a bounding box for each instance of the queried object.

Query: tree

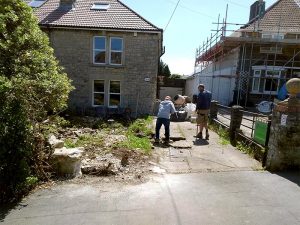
[158,60,171,77]
[0,0,74,203]
[169,74,182,79]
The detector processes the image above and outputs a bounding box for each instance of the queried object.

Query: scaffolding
[193,1,300,107]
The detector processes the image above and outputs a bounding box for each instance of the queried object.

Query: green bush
[0,80,33,202]
[0,0,73,203]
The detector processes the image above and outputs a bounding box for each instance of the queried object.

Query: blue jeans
[155,118,170,140]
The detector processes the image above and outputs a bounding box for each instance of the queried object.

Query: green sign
[254,120,268,145]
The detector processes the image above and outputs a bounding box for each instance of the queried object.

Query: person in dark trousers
[155,96,176,144]
[196,84,212,140]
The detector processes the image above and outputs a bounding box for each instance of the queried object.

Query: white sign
[144,77,150,82]
[281,114,288,126]
[257,101,273,113]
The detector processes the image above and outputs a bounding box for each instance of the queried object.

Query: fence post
[209,100,219,123]
[229,105,243,145]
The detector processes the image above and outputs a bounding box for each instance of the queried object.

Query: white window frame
[93,36,106,65]
[28,0,46,8]
[93,80,105,107]
[109,37,123,65]
[251,70,261,93]
[91,3,110,10]
[108,80,121,108]
[263,70,281,94]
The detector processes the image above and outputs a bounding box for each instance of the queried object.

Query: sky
[122,0,278,76]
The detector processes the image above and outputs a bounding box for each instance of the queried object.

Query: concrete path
[155,121,262,174]
[1,121,300,225]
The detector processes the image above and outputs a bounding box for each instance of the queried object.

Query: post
[209,100,219,123]
[266,78,300,171]
[229,105,243,145]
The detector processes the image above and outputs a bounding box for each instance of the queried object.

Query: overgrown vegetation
[64,133,104,149]
[0,0,73,203]
[209,122,266,162]
[209,123,230,145]
[115,117,153,154]
[236,140,266,162]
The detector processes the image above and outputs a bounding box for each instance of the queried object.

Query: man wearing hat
[196,84,212,140]
[155,96,176,144]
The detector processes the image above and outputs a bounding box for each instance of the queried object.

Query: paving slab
[155,121,262,173]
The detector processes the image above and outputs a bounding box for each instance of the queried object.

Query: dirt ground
[45,118,162,186]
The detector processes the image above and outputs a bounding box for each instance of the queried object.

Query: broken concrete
[52,147,84,178]
[48,134,64,148]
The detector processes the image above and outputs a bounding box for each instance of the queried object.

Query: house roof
[28,0,162,32]
[242,0,300,33]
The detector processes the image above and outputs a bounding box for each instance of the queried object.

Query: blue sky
[122,0,277,75]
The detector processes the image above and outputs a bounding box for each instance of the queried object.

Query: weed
[64,133,104,148]
[25,176,39,187]
[236,140,265,161]
[236,141,254,156]
[209,123,230,145]
[115,133,152,154]
[114,116,153,154]
[128,117,152,137]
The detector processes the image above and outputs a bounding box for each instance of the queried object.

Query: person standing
[155,96,176,144]
[196,84,212,140]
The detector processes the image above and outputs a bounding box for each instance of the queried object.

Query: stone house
[187,0,300,107]
[27,0,163,116]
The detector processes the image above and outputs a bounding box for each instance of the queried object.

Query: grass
[128,117,153,136]
[209,122,266,162]
[114,116,153,154]
[116,133,152,154]
[209,123,230,145]
[53,115,154,154]
[236,141,256,157]
[236,140,265,162]
[64,133,104,148]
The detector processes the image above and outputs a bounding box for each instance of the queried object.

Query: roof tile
[29,0,161,32]
[243,0,300,33]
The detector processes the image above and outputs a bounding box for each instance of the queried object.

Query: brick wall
[46,29,161,116]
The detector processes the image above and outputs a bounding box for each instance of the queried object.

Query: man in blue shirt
[155,96,176,144]
[196,84,212,140]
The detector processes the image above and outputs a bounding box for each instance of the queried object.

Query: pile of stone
[48,134,84,178]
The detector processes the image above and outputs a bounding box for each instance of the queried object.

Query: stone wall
[46,29,161,116]
[266,83,300,170]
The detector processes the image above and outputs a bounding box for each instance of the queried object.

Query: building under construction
[186,0,300,107]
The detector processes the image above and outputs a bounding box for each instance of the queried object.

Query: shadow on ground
[0,202,24,222]
[153,142,170,148]
[193,139,209,146]
[274,171,300,186]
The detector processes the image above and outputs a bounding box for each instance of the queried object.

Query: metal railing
[240,110,270,139]
[213,104,272,147]
[215,104,231,128]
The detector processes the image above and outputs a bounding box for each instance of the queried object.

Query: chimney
[249,0,265,22]
[60,0,76,9]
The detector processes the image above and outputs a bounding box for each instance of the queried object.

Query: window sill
[91,63,125,69]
